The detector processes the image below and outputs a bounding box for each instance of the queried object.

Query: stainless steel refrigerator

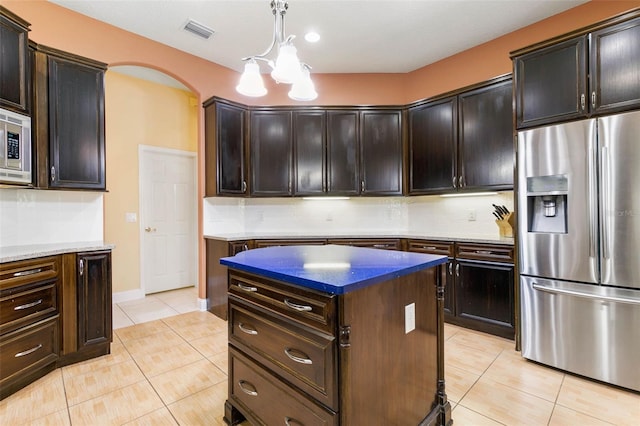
[517,109,640,392]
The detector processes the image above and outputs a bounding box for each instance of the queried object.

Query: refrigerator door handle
[601,146,611,260]
[532,283,640,305]
[588,124,598,259]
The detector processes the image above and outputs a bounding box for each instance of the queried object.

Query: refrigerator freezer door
[598,110,640,290]
[518,119,598,284]
[521,276,640,392]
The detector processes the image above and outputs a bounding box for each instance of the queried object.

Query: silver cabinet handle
[238,322,258,335]
[423,246,437,250]
[51,166,55,182]
[459,176,464,188]
[242,180,247,193]
[236,283,257,292]
[475,250,493,255]
[284,299,312,312]
[238,380,258,396]
[284,348,313,365]
[455,263,460,277]
[361,180,365,192]
[14,299,43,311]
[591,91,596,108]
[79,259,84,276]
[452,176,457,188]
[15,344,42,358]
[532,283,640,305]
[372,244,391,249]
[580,93,586,110]
[13,268,42,277]
[448,263,453,275]
[242,244,249,252]
[285,417,302,426]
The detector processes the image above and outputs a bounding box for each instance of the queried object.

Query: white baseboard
[112,289,145,304]
[198,298,208,311]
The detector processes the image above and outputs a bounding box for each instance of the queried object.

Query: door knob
[144,227,157,232]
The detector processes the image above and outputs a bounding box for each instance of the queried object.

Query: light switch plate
[405,303,416,334]
[125,212,137,223]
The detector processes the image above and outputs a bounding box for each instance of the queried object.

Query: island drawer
[0,316,59,383]
[229,347,337,426]
[229,271,337,334]
[0,280,58,335]
[229,300,338,410]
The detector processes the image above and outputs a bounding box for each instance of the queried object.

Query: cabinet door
[293,110,326,195]
[458,79,514,191]
[455,260,514,338]
[250,110,292,196]
[360,110,403,195]
[327,110,359,195]
[48,55,106,189]
[0,8,29,113]
[77,251,111,350]
[408,97,457,194]
[209,101,246,196]
[514,36,588,129]
[591,16,640,115]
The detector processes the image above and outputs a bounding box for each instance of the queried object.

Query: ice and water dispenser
[526,174,568,233]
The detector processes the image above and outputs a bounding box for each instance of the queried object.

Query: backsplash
[0,189,104,247]
[203,192,514,239]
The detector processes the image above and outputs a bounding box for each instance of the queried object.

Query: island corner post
[220,244,452,425]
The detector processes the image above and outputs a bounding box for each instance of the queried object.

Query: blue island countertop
[220,244,447,295]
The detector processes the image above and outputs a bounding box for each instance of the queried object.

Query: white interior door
[139,146,197,294]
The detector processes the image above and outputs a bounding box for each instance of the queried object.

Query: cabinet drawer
[229,272,336,334]
[230,348,337,426]
[0,316,59,382]
[0,280,57,334]
[456,243,514,263]
[229,301,337,410]
[407,240,454,256]
[0,256,59,288]
[327,238,402,250]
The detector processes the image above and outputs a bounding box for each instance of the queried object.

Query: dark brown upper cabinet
[33,45,106,190]
[360,110,403,195]
[249,109,293,196]
[409,76,513,195]
[408,96,457,194]
[326,110,360,195]
[0,6,29,113]
[513,12,640,128]
[293,110,326,195]
[591,16,640,115]
[458,78,514,191]
[204,98,247,197]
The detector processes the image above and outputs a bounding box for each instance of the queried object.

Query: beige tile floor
[1,288,639,425]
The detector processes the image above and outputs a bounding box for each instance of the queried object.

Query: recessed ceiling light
[305,31,320,43]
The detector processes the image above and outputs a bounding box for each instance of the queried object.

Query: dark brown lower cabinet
[206,239,251,320]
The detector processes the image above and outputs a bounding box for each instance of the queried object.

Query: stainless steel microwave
[0,108,31,185]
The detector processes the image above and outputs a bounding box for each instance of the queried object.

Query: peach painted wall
[2,0,639,300]
[104,71,197,295]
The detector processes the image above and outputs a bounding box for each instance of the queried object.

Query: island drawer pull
[237,283,258,292]
[14,299,43,311]
[285,416,303,426]
[238,380,258,396]
[13,268,43,278]
[284,348,313,365]
[238,322,258,335]
[372,244,390,249]
[284,299,312,312]
[422,246,437,250]
[15,344,43,358]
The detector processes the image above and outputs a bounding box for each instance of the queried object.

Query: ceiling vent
[183,19,214,39]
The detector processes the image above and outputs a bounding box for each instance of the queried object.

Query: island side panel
[338,266,443,424]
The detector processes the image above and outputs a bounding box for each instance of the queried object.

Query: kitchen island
[221,244,451,425]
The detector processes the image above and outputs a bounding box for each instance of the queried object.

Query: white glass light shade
[288,67,317,101]
[271,44,302,84]
[236,61,267,97]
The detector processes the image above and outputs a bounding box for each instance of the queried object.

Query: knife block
[495,212,515,238]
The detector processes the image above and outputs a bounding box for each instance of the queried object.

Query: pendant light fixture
[236,0,317,101]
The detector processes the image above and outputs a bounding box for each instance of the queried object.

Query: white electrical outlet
[405,303,416,334]
[467,209,477,221]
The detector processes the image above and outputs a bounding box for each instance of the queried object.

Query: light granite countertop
[0,241,115,264]
[204,232,514,246]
